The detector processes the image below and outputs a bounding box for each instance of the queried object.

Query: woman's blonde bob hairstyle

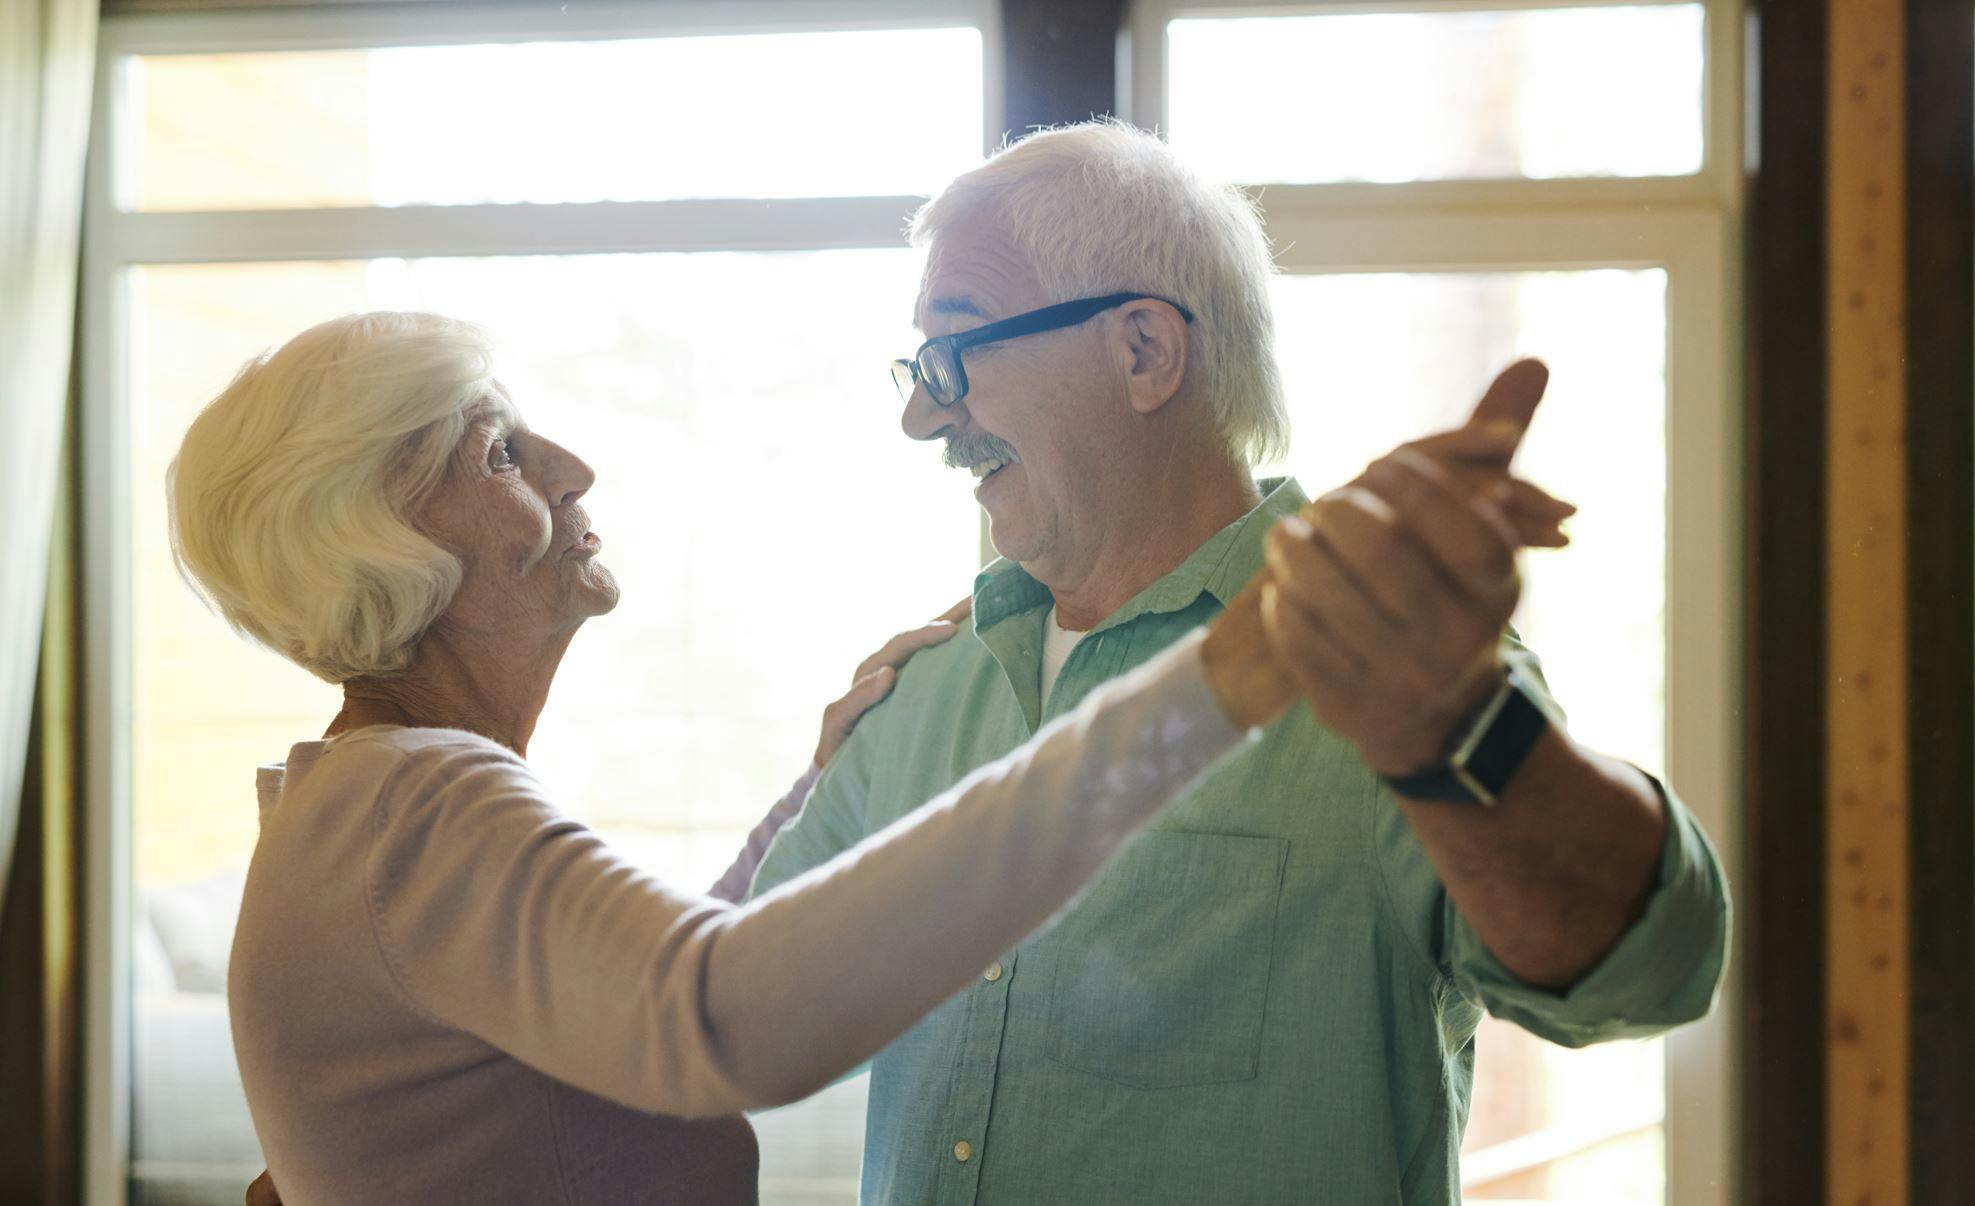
[167,311,498,683]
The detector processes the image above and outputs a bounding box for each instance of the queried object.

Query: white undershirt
[1041,605,1089,709]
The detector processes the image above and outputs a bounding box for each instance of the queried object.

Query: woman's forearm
[701,629,1246,1108]
[363,632,1243,1121]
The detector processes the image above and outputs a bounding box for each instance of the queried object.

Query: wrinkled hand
[814,597,971,766]
[1260,360,1573,775]
[245,1170,281,1206]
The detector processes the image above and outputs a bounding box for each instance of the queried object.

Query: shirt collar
[971,476,1310,636]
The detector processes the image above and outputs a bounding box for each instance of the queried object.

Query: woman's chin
[574,563,622,616]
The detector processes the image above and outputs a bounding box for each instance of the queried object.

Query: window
[1129,1,1739,1202]
[86,5,992,1203]
[125,31,984,210]
[85,3,1736,1204]
[1166,5,1706,183]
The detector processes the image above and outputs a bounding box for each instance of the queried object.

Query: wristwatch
[1381,669,1550,807]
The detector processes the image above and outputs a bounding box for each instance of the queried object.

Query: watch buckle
[1447,675,1517,808]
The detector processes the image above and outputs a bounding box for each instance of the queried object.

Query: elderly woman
[167,311,1275,1205]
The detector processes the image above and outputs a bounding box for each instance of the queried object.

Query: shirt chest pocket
[1040,829,1289,1090]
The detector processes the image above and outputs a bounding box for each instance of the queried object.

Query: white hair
[910,120,1289,466]
[167,311,499,683]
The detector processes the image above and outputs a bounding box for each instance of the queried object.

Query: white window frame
[1122,1,1742,1203]
[79,2,1001,1201]
[82,1,1739,1200]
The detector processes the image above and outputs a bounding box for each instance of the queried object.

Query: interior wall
[1747,0,1974,1199]
[1902,0,1975,1195]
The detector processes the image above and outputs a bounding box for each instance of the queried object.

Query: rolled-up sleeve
[1445,772,1730,1048]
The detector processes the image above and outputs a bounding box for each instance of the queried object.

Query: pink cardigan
[229,631,1244,1204]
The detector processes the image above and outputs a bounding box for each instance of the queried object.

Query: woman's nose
[537,438,595,507]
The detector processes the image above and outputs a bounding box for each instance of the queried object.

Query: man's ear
[1118,300,1190,416]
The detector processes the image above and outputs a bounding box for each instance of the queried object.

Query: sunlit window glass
[1168,6,1705,184]
[127,27,983,211]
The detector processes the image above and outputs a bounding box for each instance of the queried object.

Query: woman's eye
[489,440,515,470]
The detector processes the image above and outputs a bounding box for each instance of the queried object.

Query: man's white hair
[167,311,497,683]
[910,119,1289,466]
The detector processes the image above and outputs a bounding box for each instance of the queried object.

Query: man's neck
[327,626,574,756]
[1035,456,1262,632]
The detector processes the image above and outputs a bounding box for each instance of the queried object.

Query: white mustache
[942,434,1020,470]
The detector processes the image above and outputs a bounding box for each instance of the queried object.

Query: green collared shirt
[749,478,1728,1205]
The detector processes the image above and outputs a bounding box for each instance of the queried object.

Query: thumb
[1465,358,1549,448]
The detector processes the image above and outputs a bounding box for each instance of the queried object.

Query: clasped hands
[1205,359,1573,775]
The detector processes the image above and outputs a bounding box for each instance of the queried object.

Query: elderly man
[747,122,1726,1203]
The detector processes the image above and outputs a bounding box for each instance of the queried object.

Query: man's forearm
[1394,727,1666,992]
[1222,359,1684,994]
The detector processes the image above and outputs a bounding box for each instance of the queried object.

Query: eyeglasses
[891,292,1195,407]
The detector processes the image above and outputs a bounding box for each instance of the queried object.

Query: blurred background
[2,2,1968,1205]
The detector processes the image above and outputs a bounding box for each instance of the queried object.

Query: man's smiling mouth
[946,438,1020,479]
[943,432,1021,492]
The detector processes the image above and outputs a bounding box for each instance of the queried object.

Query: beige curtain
[0,0,97,919]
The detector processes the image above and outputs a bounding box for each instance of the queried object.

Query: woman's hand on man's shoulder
[813,597,971,767]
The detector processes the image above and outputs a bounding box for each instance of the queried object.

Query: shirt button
[984,962,1003,982]
[953,1140,974,1163]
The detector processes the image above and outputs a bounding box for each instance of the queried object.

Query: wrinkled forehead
[912,218,1045,331]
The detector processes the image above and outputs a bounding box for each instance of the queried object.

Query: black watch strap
[1381,671,1549,806]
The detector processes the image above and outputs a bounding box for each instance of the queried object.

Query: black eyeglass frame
[891,291,1196,407]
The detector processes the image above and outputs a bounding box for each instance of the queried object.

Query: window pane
[1263,268,1667,1201]
[1168,6,1704,184]
[127,27,983,211]
[127,251,977,1202]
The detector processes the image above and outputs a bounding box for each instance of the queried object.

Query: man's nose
[900,381,957,443]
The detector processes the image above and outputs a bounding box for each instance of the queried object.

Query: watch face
[1458,675,1550,804]
[1386,673,1548,806]
[1449,676,1520,772]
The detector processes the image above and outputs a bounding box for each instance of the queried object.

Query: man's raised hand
[1201,359,1573,738]
[1260,358,1570,773]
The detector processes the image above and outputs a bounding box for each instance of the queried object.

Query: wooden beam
[999,0,1126,139]
[1824,1,1908,1201]
[1743,1,1828,1198]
